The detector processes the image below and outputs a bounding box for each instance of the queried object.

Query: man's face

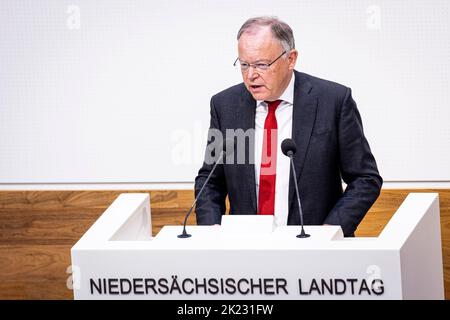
[238,26,297,101]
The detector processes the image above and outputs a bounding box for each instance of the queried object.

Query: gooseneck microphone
[281,139,310,238]
[178,139,234,238]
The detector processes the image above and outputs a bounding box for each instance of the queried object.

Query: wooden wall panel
[0,189,448,299]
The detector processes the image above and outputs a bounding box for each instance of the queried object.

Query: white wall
[1,0,449,188]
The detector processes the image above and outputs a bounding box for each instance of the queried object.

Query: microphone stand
[178,151,224,238]
[287,153,310,238]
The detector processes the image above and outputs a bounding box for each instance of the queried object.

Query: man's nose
[247,66,259,81]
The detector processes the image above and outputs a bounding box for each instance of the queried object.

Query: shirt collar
[256,72,295,107]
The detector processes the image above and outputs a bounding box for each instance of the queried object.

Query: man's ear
[288,49,298,70]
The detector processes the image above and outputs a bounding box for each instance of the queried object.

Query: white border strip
[0,182,195,190]
[0,181,450,190]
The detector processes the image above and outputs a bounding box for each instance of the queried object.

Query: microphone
[178,138,234,238]
[281,139,310,238]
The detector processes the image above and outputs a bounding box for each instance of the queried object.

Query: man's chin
[246,85,269,101]
[249,92,269,101]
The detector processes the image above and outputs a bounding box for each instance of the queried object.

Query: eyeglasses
[233,51,287,72]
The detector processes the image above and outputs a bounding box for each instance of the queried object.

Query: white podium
[71,193,444,300]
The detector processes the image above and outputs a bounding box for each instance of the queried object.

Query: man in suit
[194,17,382,237]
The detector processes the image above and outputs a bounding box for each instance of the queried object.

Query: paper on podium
[220,214,275,235]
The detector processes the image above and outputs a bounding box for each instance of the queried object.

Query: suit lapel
[288,72,318,218]
[236,86,257,213]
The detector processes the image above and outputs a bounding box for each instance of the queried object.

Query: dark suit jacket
[194,71,382,236]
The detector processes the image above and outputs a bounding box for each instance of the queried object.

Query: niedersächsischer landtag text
[89,276,384,296]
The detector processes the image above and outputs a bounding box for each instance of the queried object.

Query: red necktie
[258,100,282,215]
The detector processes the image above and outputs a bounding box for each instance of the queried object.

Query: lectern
[71,193,444,299]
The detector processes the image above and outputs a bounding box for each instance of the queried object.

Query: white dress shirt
[255,73,295,226]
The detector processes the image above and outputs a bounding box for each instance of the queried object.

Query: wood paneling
[0,189,449,299]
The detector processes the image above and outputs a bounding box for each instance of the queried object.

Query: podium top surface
[151,225,344,250]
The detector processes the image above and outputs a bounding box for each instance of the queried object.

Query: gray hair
[237,16,295,52]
